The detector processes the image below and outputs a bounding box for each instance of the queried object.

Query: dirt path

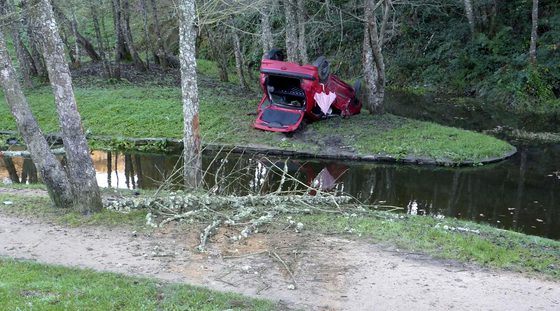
[1,213,559,311]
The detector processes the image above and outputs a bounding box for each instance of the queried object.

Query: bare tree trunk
[90,0,113,78]
[296,0,308,64]
[464,0,475,37]
[50,1,102,62]
[283,0,298,63]
[111,0,129,62]
[1,0,34,87]
[529,0,538,64]
[31,0,103,214]
[21,0,47,78]
[149,0,168,69]
[260,6,274,55]
[121,0,146,71]
[206,27,229,82]
[364,0,391,114]
[71,9,81,67]
[0,31,74,208]
[362,24,377,111]
[178,0,202,190]
[140,0,152,69]
[232,29,249,89]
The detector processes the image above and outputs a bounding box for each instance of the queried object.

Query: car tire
[312,56,330,83]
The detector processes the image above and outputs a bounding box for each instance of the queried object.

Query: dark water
[4,146,556,239]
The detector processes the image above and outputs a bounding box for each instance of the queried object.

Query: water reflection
[1,145,559,239]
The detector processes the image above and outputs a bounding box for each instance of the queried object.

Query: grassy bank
[0,74,513,163]
[1,191,558,280]
[0,258,276,311]
[297,213,560,280]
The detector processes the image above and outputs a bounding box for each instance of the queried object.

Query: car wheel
[312,56,330,83]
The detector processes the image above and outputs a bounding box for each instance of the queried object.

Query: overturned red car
[254,49,362,132]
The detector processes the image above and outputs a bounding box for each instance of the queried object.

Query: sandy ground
[1,212,559,311]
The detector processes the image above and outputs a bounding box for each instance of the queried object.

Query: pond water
[2,146,558,239]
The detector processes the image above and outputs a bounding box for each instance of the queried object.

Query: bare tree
[0,0,34,87]
[111,0,130,62]
[260,4,274,55]
[529,0,538,64]
[463,0,475,37]
[232,26,249,89]
[31,0,103,214]
[121,0,146,71]
[283,0,298,63]
[206,26,229,82]
[178,0,202,189]
[296,0,308,64]
[0,30,74,209]
[363,0,391,114]
[140,0,152,69]
[21,0,47,78]
[90,0,113,77]
[51,1,102,62]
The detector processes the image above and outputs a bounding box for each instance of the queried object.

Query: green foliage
[386,0,560,109]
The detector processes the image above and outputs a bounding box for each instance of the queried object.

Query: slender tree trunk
[150,0,168,69]
[529,0,539,64]
[140,0,152,69]
[1,0,34,87]
[362,24,377,112]
[90,0,113,78]
[21,0,47,78]
[50,2,102,62]
[260,6,274,55]
[206,27,229,82]
[178,0,202,189]
[111,0,129,61]
[364,0,390,114]
[0,31,74,208]
[31,0,103,214]
[121,0,146,71]
[232,29,249,89]
[464,0,475,37]
[296,0,308,64]
[71,9,81,66]
[283,0,298,63]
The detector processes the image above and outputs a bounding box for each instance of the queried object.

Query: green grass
[0,193,148,228]
[0,60,514,162]
[309,114,513,162]
[0,258,277,311]
[298,212,560,280]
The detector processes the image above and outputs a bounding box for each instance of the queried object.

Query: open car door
[254,99,305,132]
